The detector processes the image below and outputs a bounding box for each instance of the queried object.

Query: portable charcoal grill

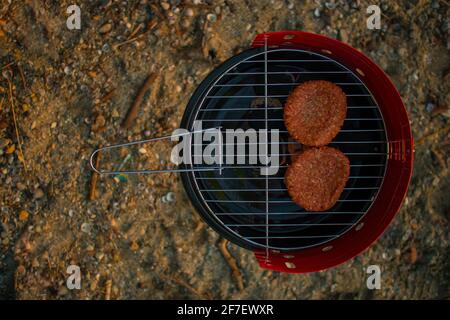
[91,31,413,273]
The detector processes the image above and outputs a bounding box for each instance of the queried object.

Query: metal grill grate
[185,46,388,252]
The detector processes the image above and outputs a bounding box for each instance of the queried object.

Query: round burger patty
[284,80,347,146]
[285,147,350,211]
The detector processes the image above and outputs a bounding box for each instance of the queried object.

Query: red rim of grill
[180,31,414,273]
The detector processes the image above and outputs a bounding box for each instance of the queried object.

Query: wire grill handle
[89,128,223,175]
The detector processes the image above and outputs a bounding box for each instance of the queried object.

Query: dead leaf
[19,210,29,221]
[130,241,139,252]
[5,144,15,154]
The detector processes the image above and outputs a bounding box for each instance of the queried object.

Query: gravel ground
[0,0,449,300]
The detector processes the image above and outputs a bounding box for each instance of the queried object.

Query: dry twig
[1,61,15,70]
[121,73,157,129]
[113,18,158,50]
[100,89,115,103]
[4,70,26,169]
[219,239,244,291]
[17,63,28,92]
[113,36,141,50]
[127,23,143,40]
[201,19,209,59]
[415,124,450,146]
[160,274,212,299]
[105,279,112,300]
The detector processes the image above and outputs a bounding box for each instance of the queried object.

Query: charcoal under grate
[181,46,387,251]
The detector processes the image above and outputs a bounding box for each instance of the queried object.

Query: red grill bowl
[251,31,413,273]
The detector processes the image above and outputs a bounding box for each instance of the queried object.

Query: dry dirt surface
[0,0,449,300]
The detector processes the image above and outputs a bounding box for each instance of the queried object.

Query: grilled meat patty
[285,146,350,211]
[284,80,347,146]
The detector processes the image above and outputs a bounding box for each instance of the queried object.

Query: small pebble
[314,8,321,17]
[110,109,119,118]
[81,222,92,233]
[162,191,175,203]
[426,102,436,113]
[138,147,147,154]
[31,258,40,268]
[181,20,191,30]
[325,2,336,9]
[17,182,26,190]
[34,188,45,199]
[130,241,139,251]
[57,133,67,143]
[113,174,128,183]
[206,13,217,23]
[99,23,112,34]
[92,114,105,132]
[110,218,119,232]
[161,2,170,10]
[143,130,151,137]
[185,8,194,17]
[63,65,72,75]
[17,265,26,275]
[102,43,110,53]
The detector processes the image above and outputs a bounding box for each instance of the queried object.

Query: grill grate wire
[187,47,388,252]
[91,46,389,252]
